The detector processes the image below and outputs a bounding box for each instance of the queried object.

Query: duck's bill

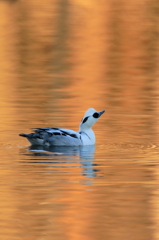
[99,110,105,116]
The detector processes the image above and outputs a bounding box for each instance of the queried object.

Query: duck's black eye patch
[93,112,99,118]
[82,116,89,124]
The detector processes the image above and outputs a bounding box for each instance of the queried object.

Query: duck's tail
[19,133,28,138]
[19,133,44,145]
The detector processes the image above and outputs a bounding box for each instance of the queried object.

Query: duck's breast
[79,129,95,145]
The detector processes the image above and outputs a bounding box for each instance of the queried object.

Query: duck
[19,108,105,146]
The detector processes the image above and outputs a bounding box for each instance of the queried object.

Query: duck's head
[79,108,105,131]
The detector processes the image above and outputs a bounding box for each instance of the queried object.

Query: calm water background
[1,1,159,239]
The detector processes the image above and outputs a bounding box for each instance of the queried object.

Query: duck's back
[20,128,82,146]
[46,128,82,146]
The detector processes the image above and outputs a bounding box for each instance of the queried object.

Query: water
[1,1,159,239]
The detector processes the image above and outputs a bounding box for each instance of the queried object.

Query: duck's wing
[35,128,81,146]
[34,128,80,138]
[20,128,81,146]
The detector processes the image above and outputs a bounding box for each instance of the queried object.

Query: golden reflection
[1,0,159,239]
[0,1,18,138]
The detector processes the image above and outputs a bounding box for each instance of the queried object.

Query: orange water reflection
[1,0,159,239]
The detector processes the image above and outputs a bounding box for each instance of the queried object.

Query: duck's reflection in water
[27,145,97,183]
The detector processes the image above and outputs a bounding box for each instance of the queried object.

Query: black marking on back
[62,133,67,136]
[82,116,89,124]
[32,128,78,139]
[53,132,61,135]
[35,127,59,132]
[70,134,78,138]
[93,112,99,118]
[60,130,78,139]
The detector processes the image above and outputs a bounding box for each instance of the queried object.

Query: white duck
[19,108,105,146]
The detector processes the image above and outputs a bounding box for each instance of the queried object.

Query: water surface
[1,1,159,239]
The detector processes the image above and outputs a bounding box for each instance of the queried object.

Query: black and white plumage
[19,108,105,146]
